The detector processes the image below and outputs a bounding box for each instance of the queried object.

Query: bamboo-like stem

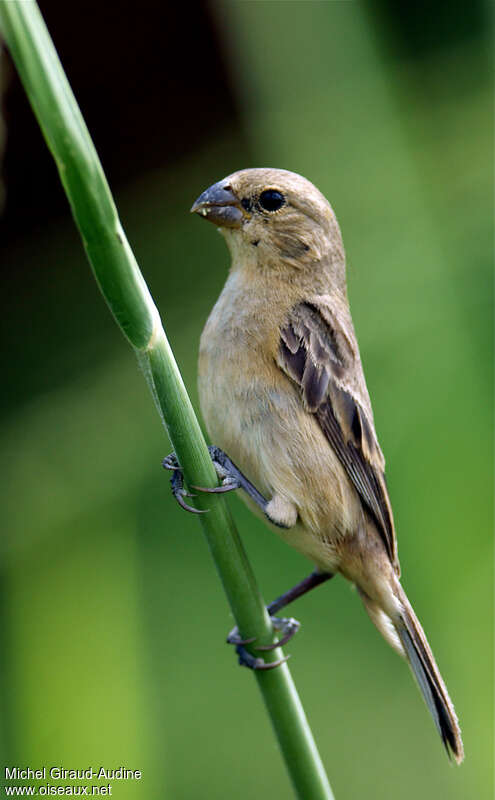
[0,4,335,798]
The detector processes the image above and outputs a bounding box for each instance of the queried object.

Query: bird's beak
[190,180,244,229]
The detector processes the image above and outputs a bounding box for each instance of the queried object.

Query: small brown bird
[178,168,463,762]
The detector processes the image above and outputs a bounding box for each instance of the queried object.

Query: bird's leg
[228,570,334,670]
[163,449,334,669]
[163,447,255,513]
[192,444,270,509]
[266,569,335,616]
[164,446,294,528]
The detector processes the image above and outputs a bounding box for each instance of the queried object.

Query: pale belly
[198,331,364,573]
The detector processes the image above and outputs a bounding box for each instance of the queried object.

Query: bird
[173,167,463,763]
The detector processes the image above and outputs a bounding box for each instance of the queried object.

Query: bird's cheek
[242,218,265,249]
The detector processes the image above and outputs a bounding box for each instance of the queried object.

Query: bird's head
[191,168,345,285]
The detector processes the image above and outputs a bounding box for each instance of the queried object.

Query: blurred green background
[0,1,492,798]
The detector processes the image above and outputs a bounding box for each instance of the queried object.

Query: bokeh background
[1,1,493,798]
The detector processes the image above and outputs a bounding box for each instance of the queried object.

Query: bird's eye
[259,189,285,212]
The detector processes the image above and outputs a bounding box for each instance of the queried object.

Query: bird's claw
[226,614,300,670]
[226,629,257,647]
[227,615,300,651]
[234,644,290,671]
[256,616,300,650]
[192,446,242,494]
[162,454,206,515]
[163,446,244,513]
[191,475,240,494]
[162,453,180,471]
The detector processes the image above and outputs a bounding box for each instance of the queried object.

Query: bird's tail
[360,582,464,763]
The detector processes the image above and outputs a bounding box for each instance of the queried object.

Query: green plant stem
[0,3,335,798]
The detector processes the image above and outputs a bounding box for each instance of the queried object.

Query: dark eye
[259,189,285,212]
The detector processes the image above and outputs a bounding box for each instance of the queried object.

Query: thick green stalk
[0,3,334,798]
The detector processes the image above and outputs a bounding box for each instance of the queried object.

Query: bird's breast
[198,291,286,495]
[197,277,361,547]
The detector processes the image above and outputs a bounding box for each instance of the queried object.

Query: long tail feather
[359,583,464,763]
[395,585,464,763]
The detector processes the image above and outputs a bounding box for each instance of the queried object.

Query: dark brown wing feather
[279,301,399,571]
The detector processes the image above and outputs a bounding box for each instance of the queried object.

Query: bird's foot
[226,614,300,670]
[162,453,206,514]
[191,446,243,494]
[163,446,270,515]
[232,645,290,671]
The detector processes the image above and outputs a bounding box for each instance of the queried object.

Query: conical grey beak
[190,180,244,229]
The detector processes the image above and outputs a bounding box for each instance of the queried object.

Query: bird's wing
[278,300,399,572]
